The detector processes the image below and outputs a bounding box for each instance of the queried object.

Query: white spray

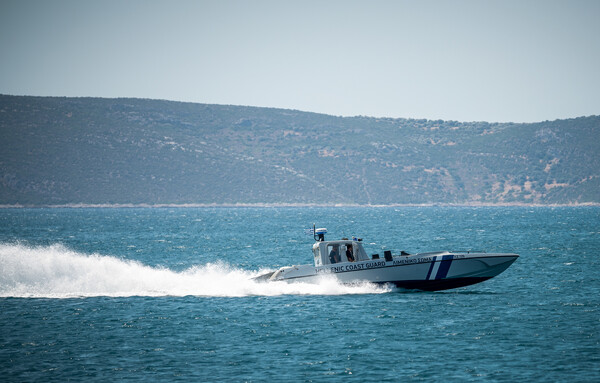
[0,243,391,298]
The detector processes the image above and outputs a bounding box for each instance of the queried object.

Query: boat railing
[451,250,487,254]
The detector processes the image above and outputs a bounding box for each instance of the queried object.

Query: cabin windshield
[324,241,367,264]
[316,240,369,266]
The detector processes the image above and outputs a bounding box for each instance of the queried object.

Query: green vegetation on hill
[0,95,598,205]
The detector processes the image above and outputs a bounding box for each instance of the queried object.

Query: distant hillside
[1,95,598,206]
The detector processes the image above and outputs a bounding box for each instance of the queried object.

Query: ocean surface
[0,207,598,382]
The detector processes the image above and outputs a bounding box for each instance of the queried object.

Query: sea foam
[0,243,390,298]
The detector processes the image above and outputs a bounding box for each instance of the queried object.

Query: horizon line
[2,93,598,125]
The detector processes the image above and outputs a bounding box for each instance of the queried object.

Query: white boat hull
[264,252,518,291]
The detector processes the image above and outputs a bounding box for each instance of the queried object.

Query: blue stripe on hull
[435,254,454,280]
[425,258,436,280]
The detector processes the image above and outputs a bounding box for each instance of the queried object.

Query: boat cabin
[312,240,370,266]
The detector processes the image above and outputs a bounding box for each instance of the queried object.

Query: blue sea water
[0,207,598,382]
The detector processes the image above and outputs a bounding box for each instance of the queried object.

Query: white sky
[1,0,599,122]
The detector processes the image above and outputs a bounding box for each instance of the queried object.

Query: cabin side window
[328,244,341,264]
[344,244,355,262]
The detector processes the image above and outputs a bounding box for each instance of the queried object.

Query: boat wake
[0,243,391,298]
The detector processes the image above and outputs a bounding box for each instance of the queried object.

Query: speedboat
[255,227,518,291]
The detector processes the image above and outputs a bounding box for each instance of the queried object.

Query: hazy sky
[1,0,599,122]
